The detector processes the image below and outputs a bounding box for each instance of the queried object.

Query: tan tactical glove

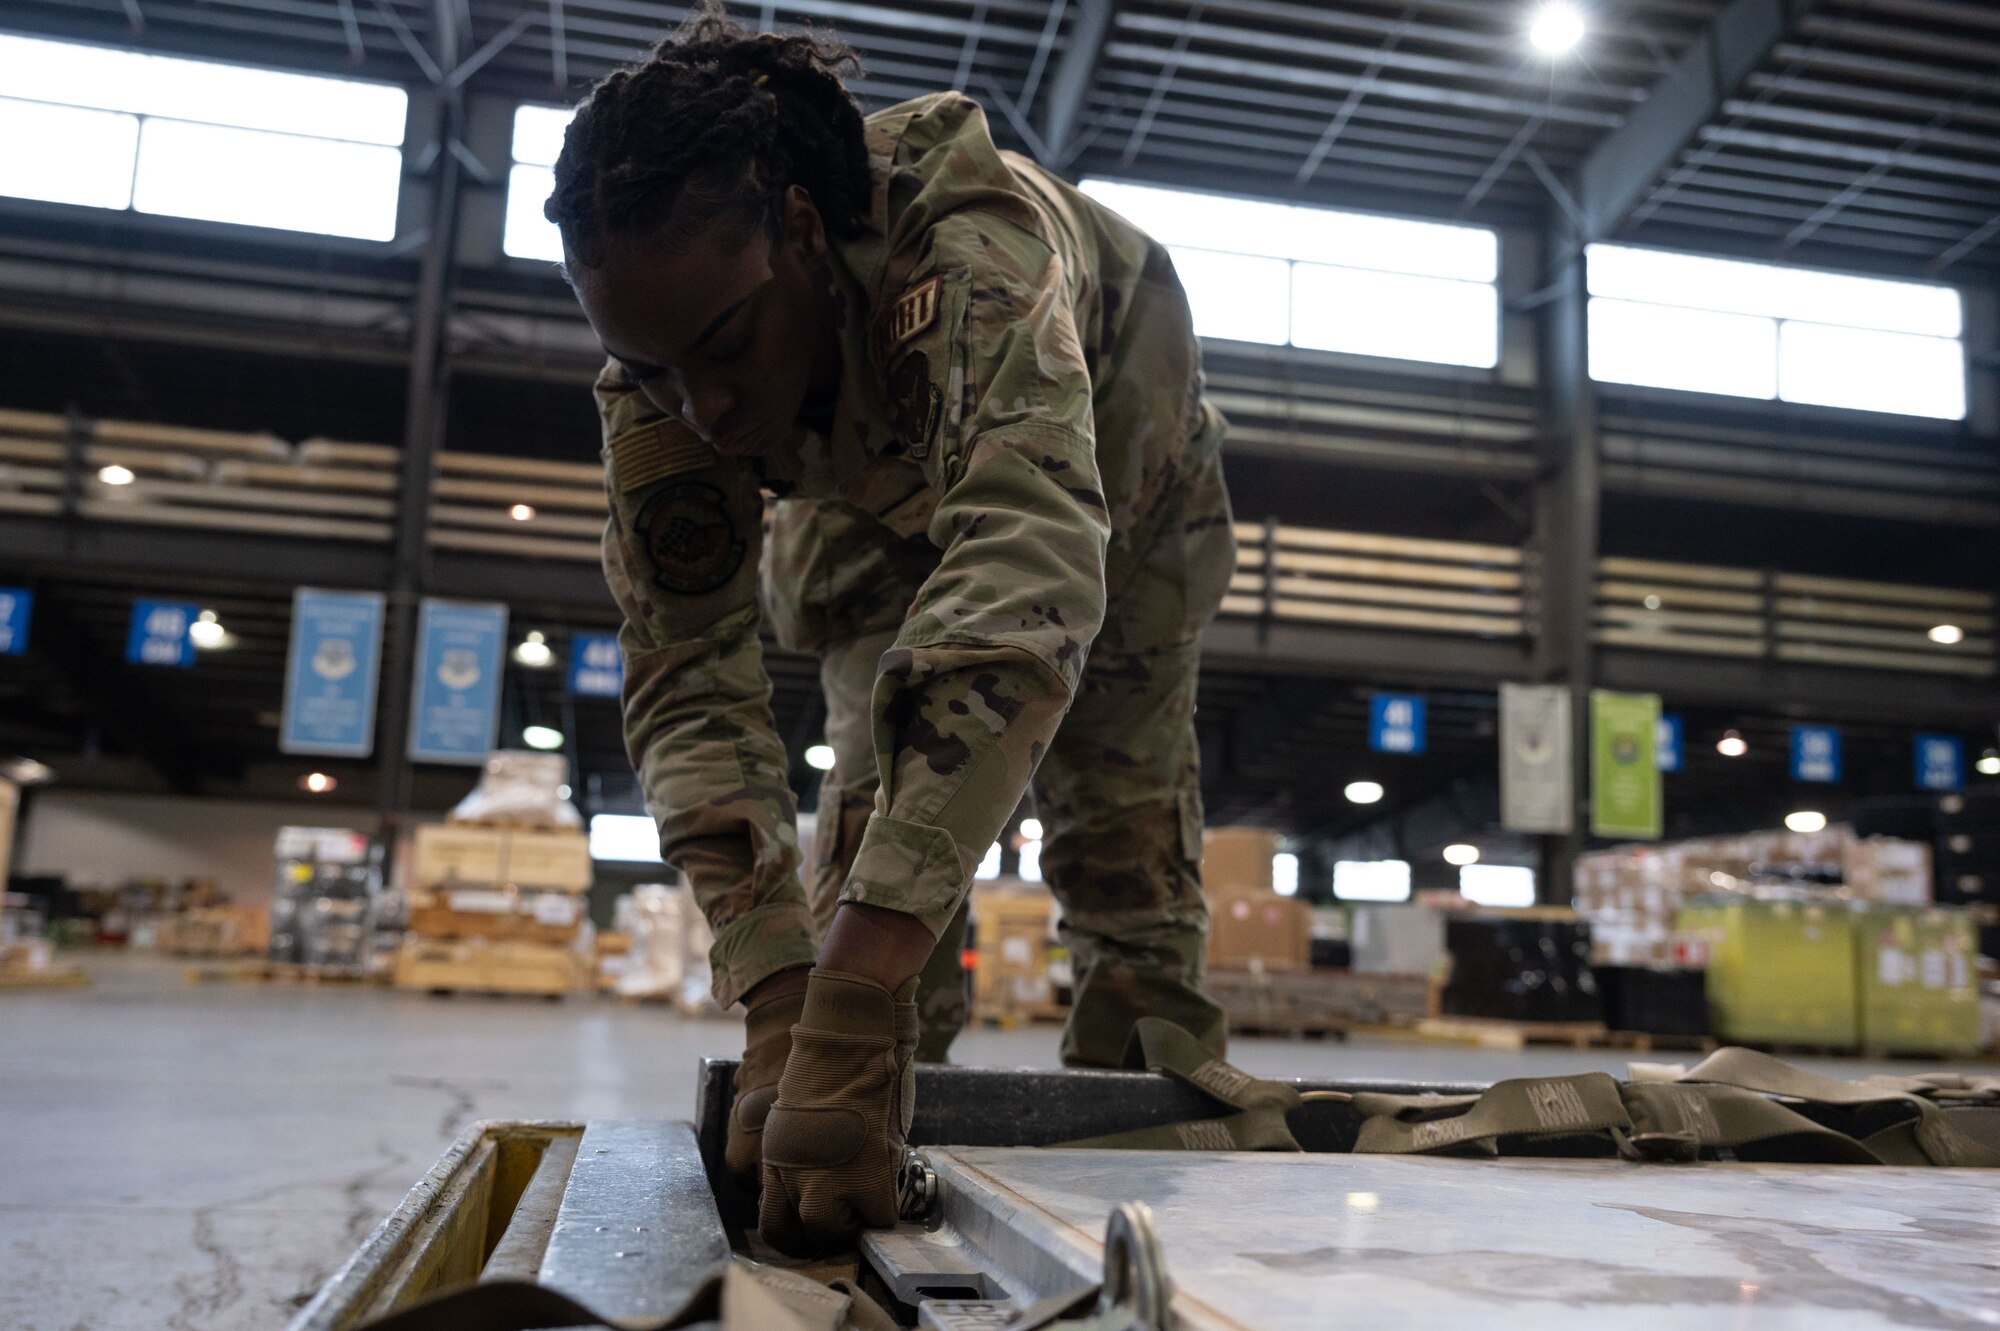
[724,983,808,1192]
[757,969,919,1255]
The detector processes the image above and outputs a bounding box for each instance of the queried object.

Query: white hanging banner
[1501,681,1574,835]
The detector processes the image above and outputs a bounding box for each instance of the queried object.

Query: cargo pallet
[1407,1016,1610,1050]
[0,965,89,991]
[292,1055,2000,1330]
[184,960,381,985]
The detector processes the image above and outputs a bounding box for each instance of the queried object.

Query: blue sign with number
[1369,694,1427,755]
[568,632,624,698]
[126,600,196,667]
[1654,715,1683,772]
[1915,734,1964,792]
[408,599,509,765]
[281,589,386,758]
[0,588,30,656]
[1791,725,1842,784]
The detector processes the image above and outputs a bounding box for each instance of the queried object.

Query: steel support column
[375,12,470,830]
[1529,222,1597,904]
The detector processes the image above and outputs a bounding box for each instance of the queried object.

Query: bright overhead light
[300,771,336,794]
[1344,780,1385,805]
[1717,730,1748,758]
[188,610,227,648]
[1273,851,1299,896]
[1529,3,1586,55]
[522,725,564,750]
[804,744,836,771]
[1785,810,1828,834]
[1019,817,1044,841]
[1442,843,1480,867]
[1928,624,1965,645]
[509,503,536,521]
[1976,750,2000,776]
[513,631,554,668]
[97,463,135,486]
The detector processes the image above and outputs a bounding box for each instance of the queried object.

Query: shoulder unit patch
[635,482,746,595]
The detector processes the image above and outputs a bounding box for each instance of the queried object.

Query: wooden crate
[393,937,583,997]
[406,890,583,947]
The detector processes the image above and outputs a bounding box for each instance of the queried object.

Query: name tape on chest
[610,421,718,493]
[885,274,944,354]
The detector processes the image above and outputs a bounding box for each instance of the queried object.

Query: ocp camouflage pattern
[597,92,1233,1061]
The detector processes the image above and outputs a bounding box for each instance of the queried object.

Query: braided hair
[546,2,872,267]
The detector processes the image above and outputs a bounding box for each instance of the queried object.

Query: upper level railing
[3,406,1992,680]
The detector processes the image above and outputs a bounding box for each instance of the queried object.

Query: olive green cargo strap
[1651,1047,2000,1168]
[1351,1074,1629,1157]
[1052,1017,1318,1151]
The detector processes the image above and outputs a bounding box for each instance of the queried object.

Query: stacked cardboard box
[614,885,718,1012]
[1577,827,1931,968]
[970,883,1062,1024]
[1202,827,1310,972]
[159,905,270,958]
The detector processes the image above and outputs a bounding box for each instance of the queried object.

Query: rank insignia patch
[886,275,944,353]
[635,482,746,595]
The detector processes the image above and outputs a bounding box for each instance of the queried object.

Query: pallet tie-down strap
[1649,1047,2000,1168]
[349,1260,898,1331]
[1050,1018,1342,1152]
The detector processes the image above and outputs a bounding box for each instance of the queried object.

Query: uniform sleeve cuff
[705,900,818,1008]
[838,813,977,939]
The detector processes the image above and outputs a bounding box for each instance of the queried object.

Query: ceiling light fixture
[97,463,135,486]
[1717,730,1748,758]
[189,609,226,649]
[301,771,337,794]
[513,631,554,668]
[804,744,836,771]
[1344,780,1385,805]
[1442,843,1480,867]
[509,503,536,521]
[1529,2,1586,55]
[522,725,564,751]
[1019,817,1044,841]
[1928,624,1965,645]
[1977,750,2000,777]
[1785,810,1827,834]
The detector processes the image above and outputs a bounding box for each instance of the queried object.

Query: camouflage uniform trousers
[780,441,1234,1068]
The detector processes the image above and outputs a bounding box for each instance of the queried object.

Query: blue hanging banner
[1915,734,1964,793]
[126,600,196,668]
[1369,694,1427,755]
[408,599,509,765]
[1791,725,1842,784]
[1654,715,1683,773]
[0,587,31,656]
[568,632,624,699]
[281,589,387,758]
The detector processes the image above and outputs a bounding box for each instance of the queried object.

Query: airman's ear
[779,183,826,265]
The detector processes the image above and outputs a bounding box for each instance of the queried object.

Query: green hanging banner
[1591,690,1662,840]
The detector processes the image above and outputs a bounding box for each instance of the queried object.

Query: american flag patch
[887,275,944,352]
[610,421,716,492]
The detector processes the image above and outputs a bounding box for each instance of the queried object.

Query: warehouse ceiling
[8,0,2000,277]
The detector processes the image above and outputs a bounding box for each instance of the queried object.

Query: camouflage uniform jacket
[599,92,1221,1004]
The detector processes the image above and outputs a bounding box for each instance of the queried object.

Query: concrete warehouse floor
[2,955,1980,1331]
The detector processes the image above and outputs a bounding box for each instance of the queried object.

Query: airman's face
[570,186,839,457]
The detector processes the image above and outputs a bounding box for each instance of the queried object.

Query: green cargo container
[1855,906,1982,1056]
[1678,899,1857,1047]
